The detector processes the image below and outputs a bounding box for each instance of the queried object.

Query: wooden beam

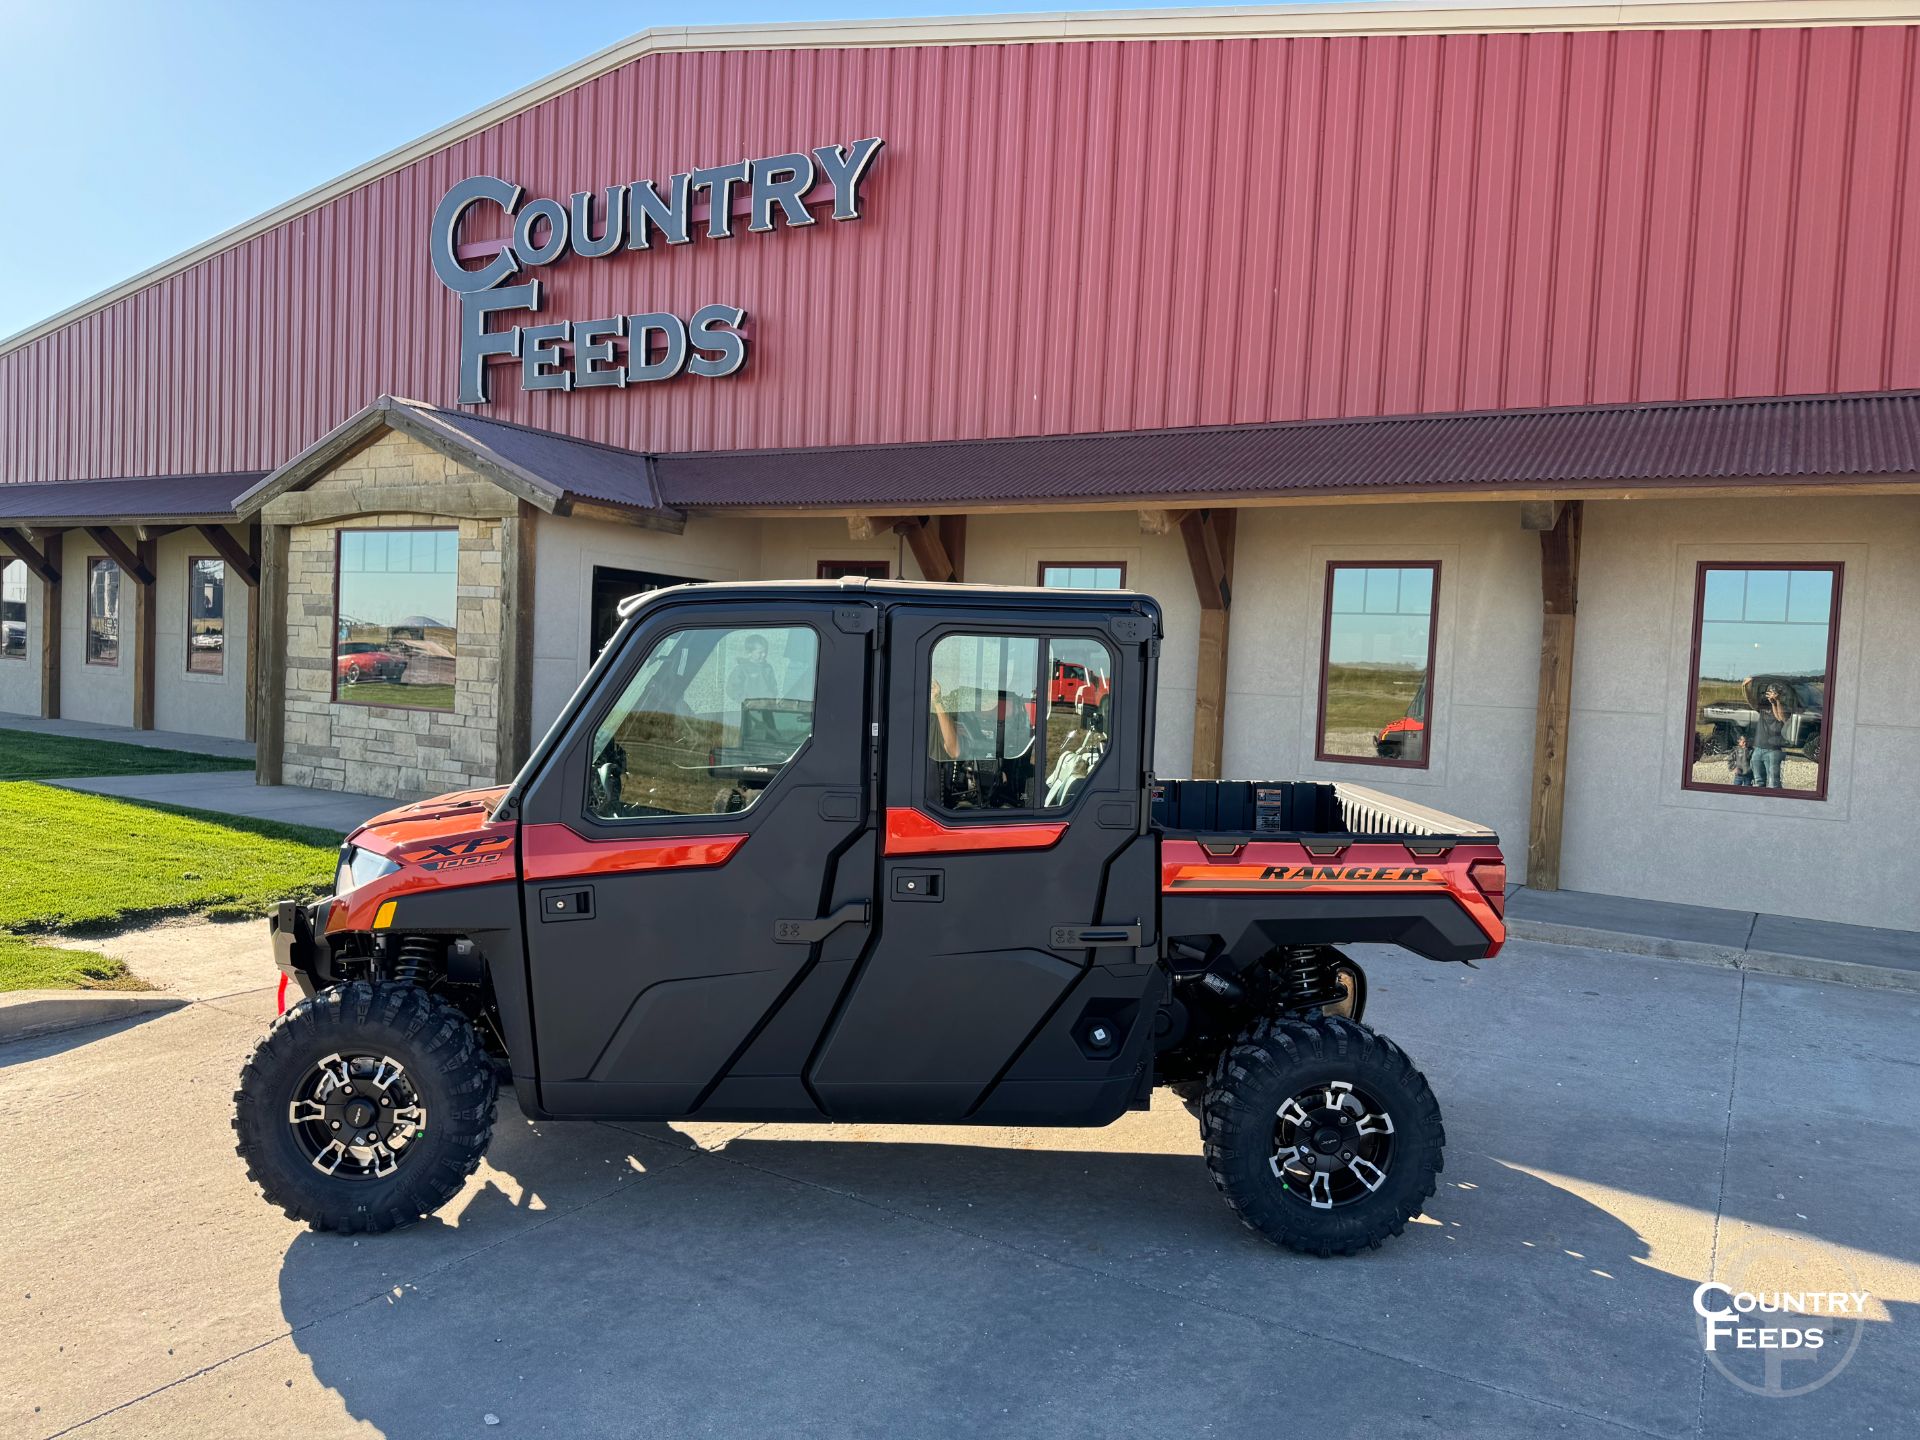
[0,526,60,584]
[1137,508,1184,535]
[1178,509,1237,779]
[846,514,885,542]
[244,524,260,743]
[255,525,290,786]
[195,524,260,587]
[133,536,157,731]
[1519,500,1564,532]
[496,503,537,780]
[896,517,955,583]
[83,526,155,587]
[135,524,183,542]
[1526,501,1583,891]
[39,568,60,720]
[936,515,967,582]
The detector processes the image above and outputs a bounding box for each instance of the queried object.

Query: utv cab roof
[613,577,1161,621]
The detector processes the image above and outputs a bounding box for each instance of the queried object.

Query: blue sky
[0,0,1265,339]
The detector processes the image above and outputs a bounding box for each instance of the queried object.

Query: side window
[588,625,819,820]
[1317,563,1438,767]
[927,632,1114,813]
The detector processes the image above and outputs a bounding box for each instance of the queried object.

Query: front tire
[1202,1016,1443,1256]
[234,982,497,1234]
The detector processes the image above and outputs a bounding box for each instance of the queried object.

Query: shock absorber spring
[390,936,442,989]
[1277,947,1344,1013]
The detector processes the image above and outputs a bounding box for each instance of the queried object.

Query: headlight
[334,845,401,896]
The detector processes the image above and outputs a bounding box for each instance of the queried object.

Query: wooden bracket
[1179,509,1235,611]
[195,524,261,588]
[84,526,155,587]
[846,515,885,542]
[0,526,60,584]
[894,517,956,583]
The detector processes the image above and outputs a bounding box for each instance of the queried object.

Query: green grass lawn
[337,682,455,710]
[1322,663,1424,735]
[0,732,255,781]
[0,934,147,994]
[0,783,339,934]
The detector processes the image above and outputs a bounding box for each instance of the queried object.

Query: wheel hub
[1269,1081,1395,1208]
[288,1052,427,1180]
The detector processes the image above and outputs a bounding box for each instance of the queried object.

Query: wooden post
[255,525,290,786]
[1527,501,1582,890]
[1179,508,1236,780]
[896,518,955,582]
[132,536,157,730]
[244,524,260,743]
[496,503,536,780]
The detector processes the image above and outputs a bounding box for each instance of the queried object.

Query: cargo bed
[1151,778,1498,847]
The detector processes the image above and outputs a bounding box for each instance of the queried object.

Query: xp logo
[411,834,514,871]
[1693,1241,1870,1397]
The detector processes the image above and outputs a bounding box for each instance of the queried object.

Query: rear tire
[234,982,497,1234]
[1202,1016,1443,1256]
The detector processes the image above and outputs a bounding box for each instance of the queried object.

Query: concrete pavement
[0,715,255,762]
[43,770,383,837]
[1,938,1915,1439]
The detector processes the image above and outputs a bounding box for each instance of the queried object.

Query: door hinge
[773,900,871,944]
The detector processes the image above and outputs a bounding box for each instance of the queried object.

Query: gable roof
[0,1,1894,362]
[651,390,1920,510]
[234,396,682,530]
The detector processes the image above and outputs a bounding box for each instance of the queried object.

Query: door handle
[539,885,594,922]
[773,901,871,944]
[893,870,943,902]
[1049,922,1143,948]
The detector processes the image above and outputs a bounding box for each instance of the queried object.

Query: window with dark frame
[817,560,892,580]
[1037,562,1127,589]
[86,557,121,666]
[926,631,1115,814]
[1684,563,1841,801]
[1316,562,1439,768]
[0,558,24,659]
[333,528,459,712]
[187,556,225,675]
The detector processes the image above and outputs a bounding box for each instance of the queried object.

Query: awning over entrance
[235,395,682,531]
[651,390,1920,512]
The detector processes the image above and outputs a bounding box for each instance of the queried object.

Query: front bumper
[268,897,330,1002]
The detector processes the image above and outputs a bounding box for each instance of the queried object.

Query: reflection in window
[187,557,225,675]
[1688,566,1838,799]
[929,634,1040,811]
[588,625,818,819]
[335,529,458,711]
[1317,564,1437,765]
[1038,563,1126,589]
[1043,638,1114,807]
[87,558,121,666]
[0,558,24,659]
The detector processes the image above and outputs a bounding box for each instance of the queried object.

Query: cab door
[516,599,872,1118]
[807,605,1152,1121]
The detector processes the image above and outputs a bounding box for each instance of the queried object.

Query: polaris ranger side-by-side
[235,581,1506,1255]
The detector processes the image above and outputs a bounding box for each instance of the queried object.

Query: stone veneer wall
[279,434,506,799]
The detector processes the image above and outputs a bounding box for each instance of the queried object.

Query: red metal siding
[3,25,1918,484]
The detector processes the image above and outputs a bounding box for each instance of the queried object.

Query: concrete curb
[0,991,188,1043]
[1506,919,1920,993]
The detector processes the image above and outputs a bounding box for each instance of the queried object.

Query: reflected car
[1373,677,1428,762]
[1049,659,1110,707]
[1695,674,1824,762]
[191,632,225,650]
[336,642,409,685]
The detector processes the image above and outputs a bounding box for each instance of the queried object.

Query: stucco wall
[152,528,249,741]
[1222,503,1544,880]
[1561,495,1920,931]
[0,554,44,717]
[530,511,763,737]
[60,531,134,727]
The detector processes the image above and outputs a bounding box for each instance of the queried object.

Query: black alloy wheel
[1202,1015,1444,1255]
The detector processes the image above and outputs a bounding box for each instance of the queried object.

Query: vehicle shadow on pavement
[267,1111,1912,1439]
